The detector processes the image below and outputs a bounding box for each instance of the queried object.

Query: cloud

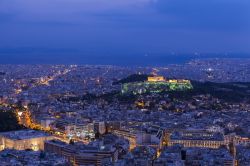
[152,0,250,31]
[0,0,152,14]
[0,0,249,54]
[0,0,155,24]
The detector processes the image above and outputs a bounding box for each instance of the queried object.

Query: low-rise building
[0,130,54,151]
[0,149,68,166]
[185,147,235,166]
[45,139,118,166]
[169,130,225,149]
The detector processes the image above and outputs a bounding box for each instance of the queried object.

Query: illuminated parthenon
[122,76,193,95]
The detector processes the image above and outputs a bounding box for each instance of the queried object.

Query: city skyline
[0,1,250,166]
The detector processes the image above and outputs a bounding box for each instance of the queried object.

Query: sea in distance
[0,52,249,67]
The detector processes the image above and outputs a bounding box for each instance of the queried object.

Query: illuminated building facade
[168,130,225,149]
[113,130,137,150]
[45,140,118,166]
[0,130,54,151]
[147,76,165,82]
[121,76,193,95]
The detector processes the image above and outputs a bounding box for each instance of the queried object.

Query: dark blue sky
[0,0,250,64]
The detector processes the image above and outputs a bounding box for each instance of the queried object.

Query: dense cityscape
[0,59,250,165]
[0,0,249,165]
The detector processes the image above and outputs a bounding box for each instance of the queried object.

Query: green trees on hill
[0,110,25,132]
[113,74,150,85]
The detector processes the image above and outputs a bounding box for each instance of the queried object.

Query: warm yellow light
[147,76,165,82]
[18,112,23,116]
[31,143,39,151]
[168,79,178,83]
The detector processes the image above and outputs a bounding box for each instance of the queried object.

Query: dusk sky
[0,0,250,64]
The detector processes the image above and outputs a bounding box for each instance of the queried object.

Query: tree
[39,151,46,159]
[69,139,75,145]
[0,110,25,132]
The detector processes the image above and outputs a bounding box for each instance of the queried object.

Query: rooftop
[0,130,51,140]
[170,130,224,141]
